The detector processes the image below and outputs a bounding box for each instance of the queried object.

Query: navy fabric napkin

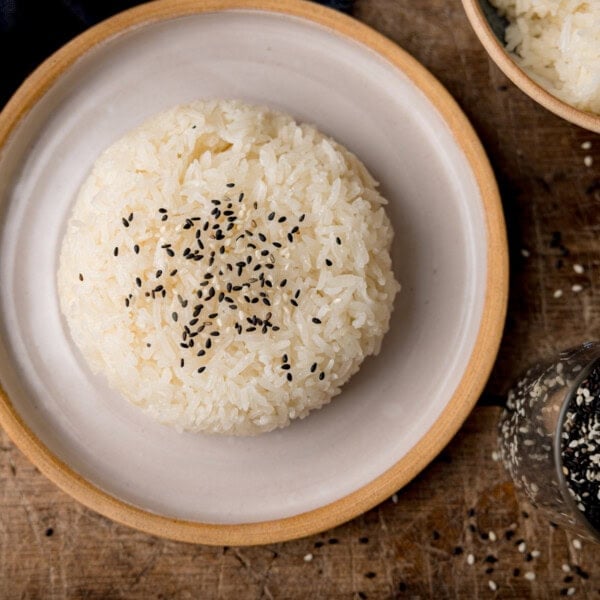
[0,0,354,108]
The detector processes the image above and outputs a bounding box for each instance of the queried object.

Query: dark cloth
[0,0,354,108]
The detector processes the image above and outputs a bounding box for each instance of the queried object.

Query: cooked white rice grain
[57,99,399,435]
[491,0,600,114]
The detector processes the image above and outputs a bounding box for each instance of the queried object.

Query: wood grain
[1,0,600,596]
[2,408,599,598]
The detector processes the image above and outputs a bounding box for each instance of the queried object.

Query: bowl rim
[461,0,600,134]
[0,0,509,545]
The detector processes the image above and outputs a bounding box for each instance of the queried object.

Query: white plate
[0,1,507,544]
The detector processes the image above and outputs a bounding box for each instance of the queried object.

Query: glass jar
[499,342,600,542]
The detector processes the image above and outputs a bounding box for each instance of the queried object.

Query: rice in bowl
[57,99,399,435]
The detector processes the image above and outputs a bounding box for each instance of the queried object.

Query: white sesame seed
[524,571,536,581]
[567,587,576,596]
[521,248,530,258]
[573,264,584,274]
[562,564,571,573]
[572,284,583,293]
[467,553,475,565]
[518,542,526,553]
[488,580,498,591]
[531,550,541,558]
[491,451,500,462]
[581,141,592,150]
[489,531,497,542]
[572,539,582,550]
[584,155,593,167]
[553,289,563,298]
[303,553,313,562]
[391,493,398,504]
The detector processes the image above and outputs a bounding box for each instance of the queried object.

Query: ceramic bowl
[0,0,508,545]
[462,0,600,133]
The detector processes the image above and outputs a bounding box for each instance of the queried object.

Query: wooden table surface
[1,0,600,598]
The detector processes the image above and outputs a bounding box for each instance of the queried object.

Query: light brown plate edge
[0,0,508,546]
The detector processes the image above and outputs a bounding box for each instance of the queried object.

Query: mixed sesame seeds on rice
[57,99,399,435]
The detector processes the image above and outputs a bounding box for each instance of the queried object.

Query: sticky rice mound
[57,99,399,435]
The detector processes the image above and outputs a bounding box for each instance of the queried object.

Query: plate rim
[0,0,508,545]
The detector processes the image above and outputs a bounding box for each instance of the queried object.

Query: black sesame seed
[258,233,267,242]
[125,298,130,307]
[167,249,175,257]
[310,363,317,373]
[268,212,275,221]
[197,349,206,357]
[319,372,325,381]
[180,358,184,368]
[290,299,298,307]
[113,247,119,256]
[278,216,286,223]
[325,259,333,267]
[158,208,167,214]
[135,277,142,287]
[299,214,306,222]
[161,214,168,221]
[197,366,206,373]
[513,568,520,577]
[238,193,244,202]
[226,182,235,188]
[294,290,301,299]
[156,270,163,278]
[172,312,178,322]
[281,364,291,370]
[452,546,463,555]
[287,233,293,243]
[312,318,322,324]
[134,244,140,254]
[273,242,282,248]
[205,338,212,349]
[208,313,218,319]
[336,236,341,245]
[286,373,293,382]
[122,218,129,228]
[246,327,256,332]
